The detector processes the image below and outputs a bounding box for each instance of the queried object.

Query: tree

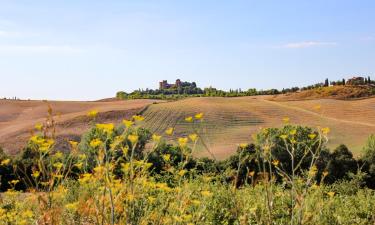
[361,135,375,188]
[324,78,329,87]
[342,78,346,85]
[325,145,357,183]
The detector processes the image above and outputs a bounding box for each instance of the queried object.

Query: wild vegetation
[116,77,375,100]
[0,108,375,224]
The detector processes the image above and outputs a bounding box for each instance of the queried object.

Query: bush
[325,144,357,183]
[362,135,375,188]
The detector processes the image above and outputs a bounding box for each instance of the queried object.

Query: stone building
[159,79,182,90]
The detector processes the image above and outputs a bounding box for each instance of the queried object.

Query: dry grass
[272,85,375,101]
[0,99,161,154]
[2,96,375,158]
[142,96,375,158]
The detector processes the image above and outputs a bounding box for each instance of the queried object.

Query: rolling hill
[0,99,160,154]
[141,96,375,159]
[1,96,375,159]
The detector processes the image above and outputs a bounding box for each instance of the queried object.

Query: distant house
[159,79,182,90]
[346,77,365,85]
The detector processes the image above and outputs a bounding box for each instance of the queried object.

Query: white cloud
[281,41,337,49]
[0,45,83,54]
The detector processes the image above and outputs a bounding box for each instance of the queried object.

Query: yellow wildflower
[178,169,187,176]
[323,171,329,177]
[322,127,330,135]
[280,134,288,140]
[32,171,40,178]
[308,133,317,140]
[123,119,134,128]
[121,146,129,155]
[54,174,63,179]
[178,137,188,147]
[272,160,279,167]
[173,216,183,222]
[10,180,19,185]
[309,165,318,177]
[1,159,10,166]
[45,139,55,146]
[201,190,213,197]
[290,129,297,135]
[90,138,102,148]
[96,123,114,133]
[65,202,79,211]
[87,110,98,118]
[152,134,162,142]
[282,117,290,123]
[132,115,145,121]
[189,133,198,142]
[239,143,248,149]
[264,145,270,153]
[128,134,139,144]
[22,210,33,218]
[74,162,83,169]
[78,173,92,183]
[54,151,63,159]
[185,116,193,122]
[35,123,43,131]
[195,113,204,120]
[163,154,171,161]
[148,196,156,203]
[121,163,130,172]
[69,140,78,148]
[249,171,255,177]
[191,200,201,206]
[126,194,135,202]
[53,162,63,170]
[78,154,87,160]
[165,127,174,135]
[182,214,192,221]
[312,184,319,189]
[327,191,335,198]
[93,166,105,174]
[156,183,172,192]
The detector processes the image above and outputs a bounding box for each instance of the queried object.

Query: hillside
[1,96,375,158]
[141,96,375,158]
[0,99,161,154]
[272,85,375,101]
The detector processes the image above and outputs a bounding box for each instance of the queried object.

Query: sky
[0,0,375,100]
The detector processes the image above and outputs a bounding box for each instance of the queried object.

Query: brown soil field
[141,96,375,159]
[1,96,375,159]
[0,99,160,154]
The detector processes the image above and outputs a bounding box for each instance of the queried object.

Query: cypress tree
[324,78,329,87]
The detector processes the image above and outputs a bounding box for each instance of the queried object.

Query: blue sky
[0,0,374,100]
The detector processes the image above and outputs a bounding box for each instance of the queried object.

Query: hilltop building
[346,77,365,85]
[159,79,182,90]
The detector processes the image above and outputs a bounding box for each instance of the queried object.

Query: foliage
[1,111,375,224]
[362,134,375,188]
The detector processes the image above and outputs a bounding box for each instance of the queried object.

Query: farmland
[0,99,161,154]
[1,96,375,158]
[142,96,375,158]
